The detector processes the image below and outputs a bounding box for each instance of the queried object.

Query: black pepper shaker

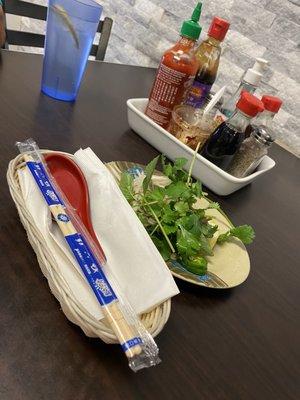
[228,95,283,178]
[227,130,274,177]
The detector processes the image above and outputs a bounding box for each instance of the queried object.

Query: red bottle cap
[208,17,230,41]
[261,95,282,113]
[236,91,265,117]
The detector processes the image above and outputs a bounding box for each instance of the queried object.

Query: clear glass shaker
[228,95,282,178]
[227,129,274,178]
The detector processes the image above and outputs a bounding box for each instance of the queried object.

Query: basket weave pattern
[7,152,171,344]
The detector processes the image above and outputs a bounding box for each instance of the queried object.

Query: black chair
[3,0,113,60]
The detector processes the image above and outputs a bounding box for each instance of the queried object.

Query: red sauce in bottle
[145,3,202,129]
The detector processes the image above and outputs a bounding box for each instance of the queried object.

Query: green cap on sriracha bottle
[180,2,202,40]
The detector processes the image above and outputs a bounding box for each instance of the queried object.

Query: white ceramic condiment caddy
[127,98,276,196]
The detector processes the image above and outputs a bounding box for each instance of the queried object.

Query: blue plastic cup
[41,0,102,101]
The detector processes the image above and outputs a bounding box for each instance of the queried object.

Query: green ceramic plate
[106,161,250,289]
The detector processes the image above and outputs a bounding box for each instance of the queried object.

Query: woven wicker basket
[7,151,171,344]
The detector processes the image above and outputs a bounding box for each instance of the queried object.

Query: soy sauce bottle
[186,17,230,109]
[201,91,264,170]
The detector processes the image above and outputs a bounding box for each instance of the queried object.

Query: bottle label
[145,62,195,129]
[186,81,212,108]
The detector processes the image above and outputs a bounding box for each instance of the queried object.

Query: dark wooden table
[0,50,299,400]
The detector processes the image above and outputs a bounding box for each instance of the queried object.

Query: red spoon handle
[44,153,107,263]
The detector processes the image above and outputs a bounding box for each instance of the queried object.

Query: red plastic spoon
[44,153,106,262]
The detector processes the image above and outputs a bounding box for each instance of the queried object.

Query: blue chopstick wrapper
[121,337,143,353]
[65,233,117,306]
[27,160,117,306]
[27,161,63,206]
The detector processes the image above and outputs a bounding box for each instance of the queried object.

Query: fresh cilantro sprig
[119,155,255,276]
[217,225,255,245]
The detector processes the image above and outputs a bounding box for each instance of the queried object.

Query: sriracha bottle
[145,3,202,129]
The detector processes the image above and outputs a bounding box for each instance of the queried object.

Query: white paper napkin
[18,149,179,321]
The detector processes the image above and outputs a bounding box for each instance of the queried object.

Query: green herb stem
[146,203,176,253]
[149,224,159,236]
[143,200,159,206]
[187,141,202,186]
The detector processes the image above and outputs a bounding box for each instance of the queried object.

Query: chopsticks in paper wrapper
[17,139,160,371]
